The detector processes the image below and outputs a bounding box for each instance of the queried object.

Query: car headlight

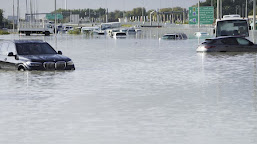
[25,62,42,66]
[67,61,74,66]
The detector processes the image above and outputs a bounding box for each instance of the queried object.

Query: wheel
[45,31,50,36]
[18,65,26,71]
[25,32,30,36]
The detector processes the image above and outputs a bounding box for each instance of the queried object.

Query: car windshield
[216,20,249,37]
[16,43,57,55]
[163,35,175,39]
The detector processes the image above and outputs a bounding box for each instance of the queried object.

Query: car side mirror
[8,52,14,57]
[249,26,252,30]
[58,51,62,55]
[213,29,215,34]
[250,42,254,46]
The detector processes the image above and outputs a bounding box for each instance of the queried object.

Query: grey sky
[0,0,200,18]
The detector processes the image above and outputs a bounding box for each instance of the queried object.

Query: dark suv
[0,40,75,71]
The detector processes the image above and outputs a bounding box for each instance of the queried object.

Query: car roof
[206,36,246,41]
[0,40,46,44]
[164,33,185,36]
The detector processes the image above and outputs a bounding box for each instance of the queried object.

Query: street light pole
[17,0,20,34]
[220,0,222,18]
[253,0,256,30]
[65,0,67,10]
[198,0,200,30]
[217,0,219,19]
[13,0,15,33]
[55,0,57,50]
[245,0,248,18]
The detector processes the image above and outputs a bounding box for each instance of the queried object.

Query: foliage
[121,24,132,27]
[68,28,81,35]
[108,10,124,22]
[0,30,10,35]
[125,7,146,18]
[0,9,3,25]
[194,0,253,18]
[54,8,107,23]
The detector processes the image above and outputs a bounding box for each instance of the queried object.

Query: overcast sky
[0,0,200,18]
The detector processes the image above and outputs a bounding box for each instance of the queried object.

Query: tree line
[198,0,254,18]
[1,0,257,27]
[52,7,187,23]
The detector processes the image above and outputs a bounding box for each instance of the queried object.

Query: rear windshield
[116,33,126,36]
[163,35,175,39]
[16,43,57,55]
[202,39,217,44]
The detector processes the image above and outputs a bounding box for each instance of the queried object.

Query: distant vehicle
[19,22,54,36]
[194,32,210,38]
[127,28,136,34]
[81,27,99,34]
[197,36,257,52]
[63,26,74,33]
[0,40,75,71]
[94,30,105,35]
[101,22,121,30]
[120,28,128,33]
[107,29,120,37]
[135,29,142,33]
[112,32,126,39]
[160,33,187,40]
[215,15,249,37]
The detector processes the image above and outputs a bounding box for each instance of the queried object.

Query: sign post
[46,13,63,20]
[189,6,214,25]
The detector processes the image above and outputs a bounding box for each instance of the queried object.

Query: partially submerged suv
[160,33,188,40]
[0,40,75,71]
[197,36,257,52]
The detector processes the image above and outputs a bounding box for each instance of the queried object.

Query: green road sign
[46,14,63,20]
[189,6,214,25]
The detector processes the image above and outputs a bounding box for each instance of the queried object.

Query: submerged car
[0,40,75,71]
[160,33,187,40]
[197,36,257,52]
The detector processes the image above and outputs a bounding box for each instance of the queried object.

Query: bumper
[25,64,75,71]
[196,45,208,52]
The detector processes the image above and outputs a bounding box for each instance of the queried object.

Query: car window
[163,35,175,39]
[236,38,250,45]
[178,34,183,39]
[221,38,238,45]
[8,43,17,55]
[0,43,9,55]
[0,43,2,55]
[16,43,57,55]
[182,34,187,39]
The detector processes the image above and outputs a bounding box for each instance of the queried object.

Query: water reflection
[1,34,257,144]
[198,52,257,112]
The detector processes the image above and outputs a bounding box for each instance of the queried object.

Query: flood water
[1,33,257,144]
